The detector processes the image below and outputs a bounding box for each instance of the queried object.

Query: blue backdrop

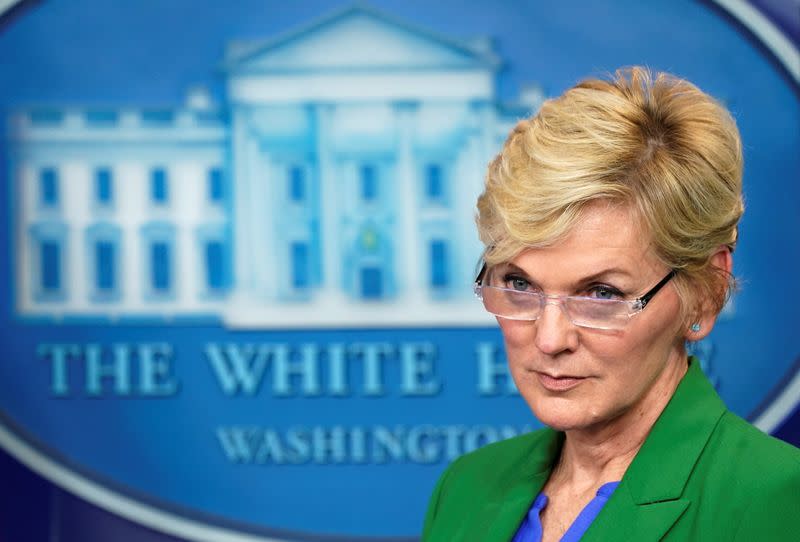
[0,1,798,541]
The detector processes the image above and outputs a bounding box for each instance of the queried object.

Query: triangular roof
[223,3,501,73]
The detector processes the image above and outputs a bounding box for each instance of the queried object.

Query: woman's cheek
[498,319,533,352]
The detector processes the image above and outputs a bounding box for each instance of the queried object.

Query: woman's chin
[528,397,603,432]
[539,418,585,432]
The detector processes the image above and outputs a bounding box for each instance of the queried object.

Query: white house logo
[8,5,545,328]
[0,2,798,542]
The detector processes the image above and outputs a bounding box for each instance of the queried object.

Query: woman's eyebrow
[577,268,633,283]
[506,263,632,278]
[497,262,635,290]
[498,262,531,277]
[504,265,634,286]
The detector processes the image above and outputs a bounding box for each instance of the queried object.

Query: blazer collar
[465,429,564,541]
[584,357,727,540]
[622,357,727,503]
[469,358,726,541]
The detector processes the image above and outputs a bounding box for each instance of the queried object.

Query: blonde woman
[422,67,800,542]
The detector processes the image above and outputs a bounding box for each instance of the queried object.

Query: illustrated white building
[8,4,543,327]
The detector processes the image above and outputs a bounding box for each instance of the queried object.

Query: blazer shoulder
[710,411,800,484]
[712,414,800,541]
[447,429,561,484]
[422,429,556,541]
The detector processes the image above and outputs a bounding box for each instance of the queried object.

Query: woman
[422,67,800,541]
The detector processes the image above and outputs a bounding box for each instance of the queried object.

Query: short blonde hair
[477,67,744,322]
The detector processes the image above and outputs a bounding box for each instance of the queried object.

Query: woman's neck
[552,352,689,491]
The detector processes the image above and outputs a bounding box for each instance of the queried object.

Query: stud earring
[690,323,701,332]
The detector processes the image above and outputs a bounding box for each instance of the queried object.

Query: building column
[314,103,343,302]
[176,223,194,307]
[121,221,139,309]
[394,102,423,302]
[230,106,257,298]
[454,133,483,293]
[16,162,33,312]
[245,136,276,300]
[463,101,496,290]
[66,165,88,311]
[254,146,278,299]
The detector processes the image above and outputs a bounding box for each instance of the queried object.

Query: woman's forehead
[505,204,661,280]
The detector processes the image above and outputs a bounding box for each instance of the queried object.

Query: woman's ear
[686,246,733,341]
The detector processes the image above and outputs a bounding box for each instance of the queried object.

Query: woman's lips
[535,371,586,391]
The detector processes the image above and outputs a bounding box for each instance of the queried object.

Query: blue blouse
[510,481,620,542]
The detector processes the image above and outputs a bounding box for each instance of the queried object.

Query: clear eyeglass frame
[473,263,676,331]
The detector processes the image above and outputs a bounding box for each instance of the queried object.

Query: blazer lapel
[459,429,564,541]
[582,359,727,541]
[583,483,690,541]
[468,470,549,542]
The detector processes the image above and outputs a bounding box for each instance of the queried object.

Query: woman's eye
[588,285,623,300]
[505,276,531,291]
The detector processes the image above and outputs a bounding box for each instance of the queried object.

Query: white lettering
[400,343,441,396]
[476,342,517,395]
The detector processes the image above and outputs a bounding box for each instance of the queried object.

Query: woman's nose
[533,301,578,355]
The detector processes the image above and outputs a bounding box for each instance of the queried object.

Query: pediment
[225,5,498,73]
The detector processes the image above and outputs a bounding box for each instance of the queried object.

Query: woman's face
[495,202,688,433]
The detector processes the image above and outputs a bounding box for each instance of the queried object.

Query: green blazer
[422,360,800,541]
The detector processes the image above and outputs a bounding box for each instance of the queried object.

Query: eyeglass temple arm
[474,262,487,285]
[637,270,677,309]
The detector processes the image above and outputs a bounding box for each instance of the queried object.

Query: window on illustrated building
[40,240,61,292]
[196,224,230,297]
[360,266,382,299]
[205,240,226,291]
[39,167,59,207]
[289,165,305,202]
[151,241,171,292]
[94,241,116,292]
[360,164,377,202]
[430,239,448,289]
[95,167,113,206]
[141,110,174,126]
[209,167,224,204]
[425,164,444,202]
[30,223,67,301]
[150,168,168,204]
[86,223,122,302]
[291,241,309,289]
[141,222,175,300]
[85,110,118,127]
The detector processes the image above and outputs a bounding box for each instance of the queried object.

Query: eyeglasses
[474,264,676,330]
